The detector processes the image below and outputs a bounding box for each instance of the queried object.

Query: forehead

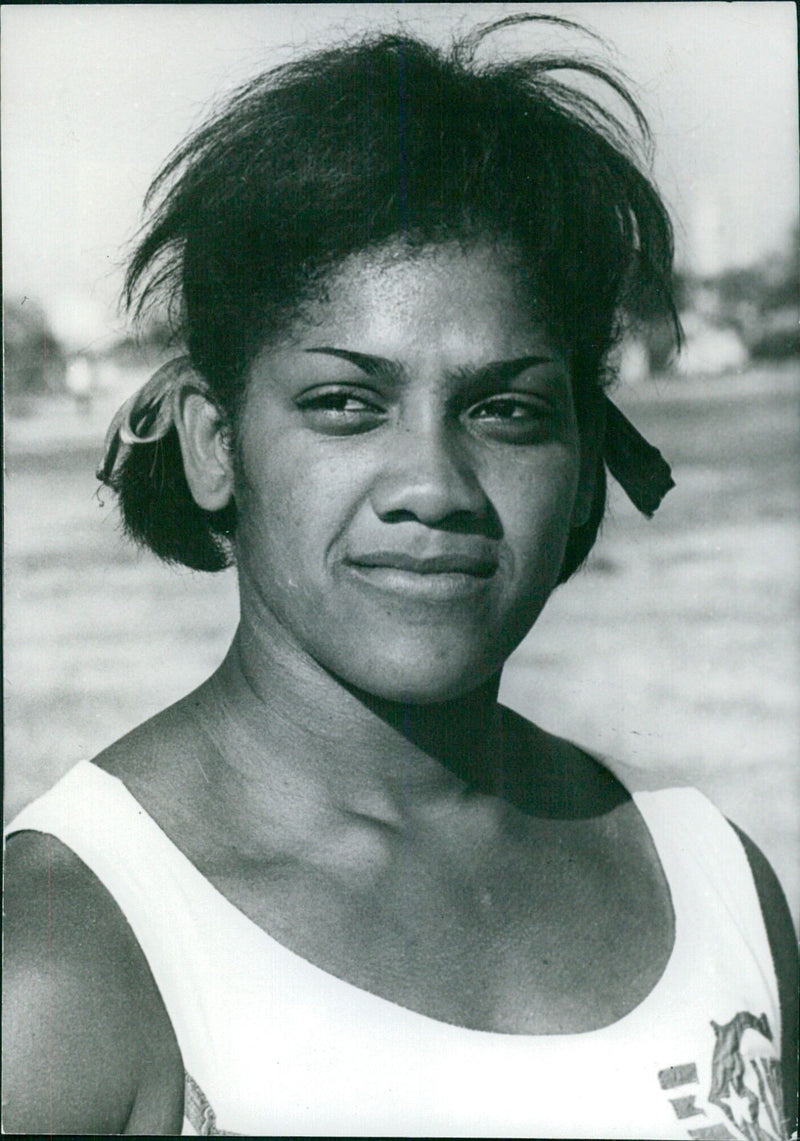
[280,240,550,359]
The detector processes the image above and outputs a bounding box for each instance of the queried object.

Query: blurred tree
[4,297,67,395]
[760,221,799,310]
[714,226,799,359]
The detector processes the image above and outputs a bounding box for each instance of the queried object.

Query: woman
[4,15,797,1138]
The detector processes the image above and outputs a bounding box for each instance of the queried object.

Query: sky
[2,2,798,340]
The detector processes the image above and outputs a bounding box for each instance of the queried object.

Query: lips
[343,549,498,601]
[348,550,497,576]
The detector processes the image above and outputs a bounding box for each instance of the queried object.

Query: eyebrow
[303,347,553,384]
[304,347,403,379]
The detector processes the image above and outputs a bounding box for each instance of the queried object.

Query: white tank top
[7,761,787,1139]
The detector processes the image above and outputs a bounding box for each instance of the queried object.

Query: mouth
[343,550,498,601]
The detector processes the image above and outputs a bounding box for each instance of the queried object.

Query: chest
[207,803,674,1035]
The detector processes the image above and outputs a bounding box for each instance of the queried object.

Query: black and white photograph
[3,3,798,1136]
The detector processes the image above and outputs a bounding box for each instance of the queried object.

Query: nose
[369,416,490,529]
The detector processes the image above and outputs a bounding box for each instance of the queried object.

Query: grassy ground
[5,362,799,925]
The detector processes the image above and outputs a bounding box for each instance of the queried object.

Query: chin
[335,645,506,707]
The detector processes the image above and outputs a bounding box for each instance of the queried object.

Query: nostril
[376,505,503,539]
[378,508,421,524]
[368,426,500,531]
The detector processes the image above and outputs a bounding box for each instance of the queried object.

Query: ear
[174,386,235,511]
[571,388,606,529]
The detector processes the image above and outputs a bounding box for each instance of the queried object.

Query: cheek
[234,436,360,584]
[487,444,580,559]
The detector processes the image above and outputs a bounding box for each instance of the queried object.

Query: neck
[196,619,511,821]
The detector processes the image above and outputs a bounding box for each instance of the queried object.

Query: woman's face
[234,241,588,703]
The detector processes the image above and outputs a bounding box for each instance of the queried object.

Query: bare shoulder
[92,686,214,807]
[93,691,200,776]
[3,830,184,1134]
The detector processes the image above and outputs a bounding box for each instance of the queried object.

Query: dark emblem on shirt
[658,1012,786,1140]
[707,1012,785,1141]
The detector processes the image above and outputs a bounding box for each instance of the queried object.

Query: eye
[296,386,386,435]
[466,394,553,442]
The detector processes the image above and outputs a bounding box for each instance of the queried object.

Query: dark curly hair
[107,13,679,575]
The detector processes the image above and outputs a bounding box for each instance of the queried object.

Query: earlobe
[174,388,235,512]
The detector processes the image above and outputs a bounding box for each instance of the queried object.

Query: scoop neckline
[78,759,679,1042]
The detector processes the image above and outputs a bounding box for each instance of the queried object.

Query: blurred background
[4,3,799,925]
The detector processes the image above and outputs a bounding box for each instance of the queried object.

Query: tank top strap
[632,785,780,1050]
[5,761,234,1114]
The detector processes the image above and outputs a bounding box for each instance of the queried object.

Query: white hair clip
[97,357,209,483]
